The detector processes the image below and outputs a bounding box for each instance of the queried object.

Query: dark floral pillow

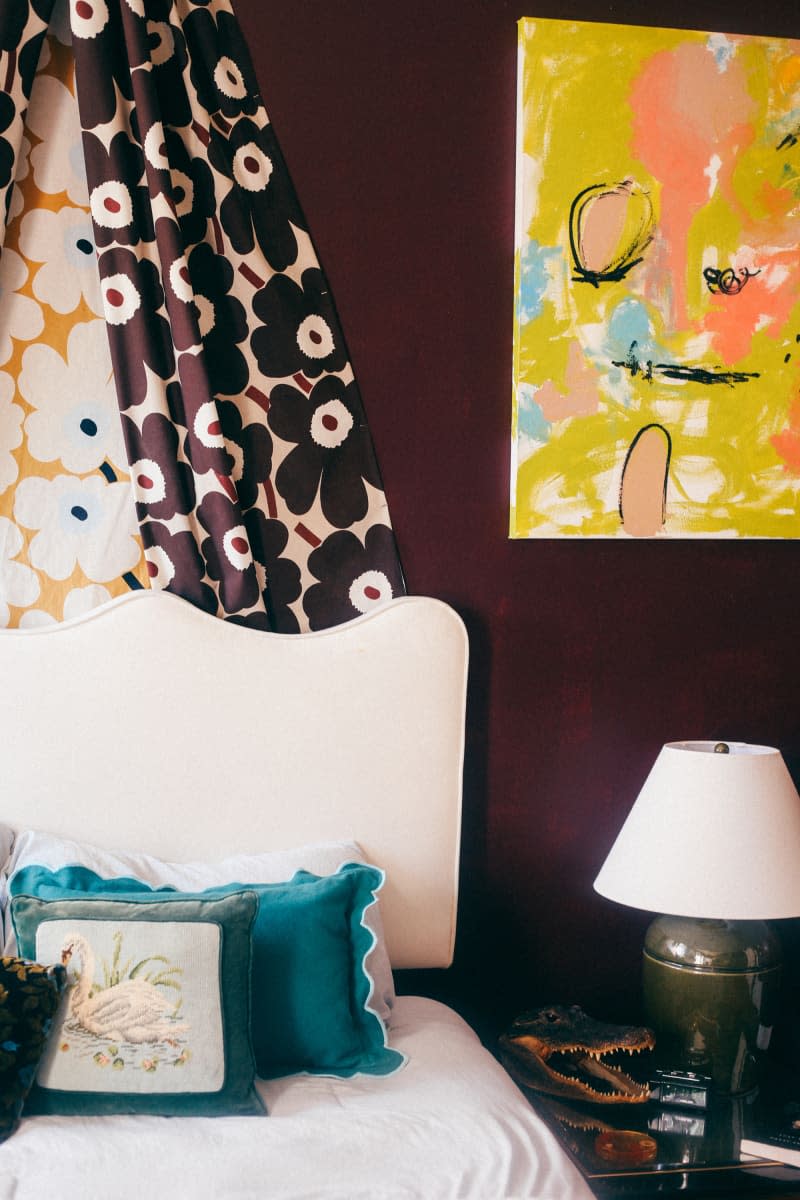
[0,957,66,1141]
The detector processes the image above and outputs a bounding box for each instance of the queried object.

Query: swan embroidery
[59,931,190,1068]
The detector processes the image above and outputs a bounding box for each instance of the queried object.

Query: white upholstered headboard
[0,591,468,970]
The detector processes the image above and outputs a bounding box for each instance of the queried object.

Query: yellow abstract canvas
[511,17,800,538]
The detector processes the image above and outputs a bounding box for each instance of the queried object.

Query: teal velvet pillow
[11,863,404,1079]
[10,891,263,1116]
[232,865,404,1078]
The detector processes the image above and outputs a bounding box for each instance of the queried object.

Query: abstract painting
[511,17,800,538]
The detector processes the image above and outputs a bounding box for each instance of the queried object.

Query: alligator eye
[544,1011,559,1022]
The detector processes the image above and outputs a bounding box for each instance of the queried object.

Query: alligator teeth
[548,1068,648,1100]
[579,1046,647,1062]
[499,1029,653,1104]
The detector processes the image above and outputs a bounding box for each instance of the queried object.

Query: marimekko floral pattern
[0,8,30,56]
[197,489,260,613]
[161,130,217,250]
[305,525,406,631]
[20,321,128,474]
[269,376,383,529]
[185,241,249,396]
[182,392,271,506]
[69,0,134,130]
[0,94,17,207]
[135,9,192,130]
[17,205,103,315]
[84,130,154,249]
[0,3,50,242]
[251,268,349,381]
[62,583,111,620]
[0,374,23,493]
[209,116,304,272]
[0,0,403,630]
[14,473,141,582]
[240,507,301,631]
[99,248,175,405]
[143,521,216,614]
[183,7,259,120]
[0,249,45,364]
[0,17,150,626]
[0,517,40,627]
[123,411,196,522]
[26,74,88,204]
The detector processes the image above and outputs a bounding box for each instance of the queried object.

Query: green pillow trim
[11,891,264,1117]
[10,863,404,1079]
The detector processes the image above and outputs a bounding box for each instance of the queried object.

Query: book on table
[741,1132,800,1169]
[741,1096,800,1169]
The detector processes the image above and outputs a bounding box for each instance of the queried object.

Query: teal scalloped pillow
[10,863,403,1079]
[11,890,263,1116]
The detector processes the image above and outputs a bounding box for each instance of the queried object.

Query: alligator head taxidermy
[499,1004,654,1103]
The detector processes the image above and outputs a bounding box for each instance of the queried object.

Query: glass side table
[522,1079,800,1197]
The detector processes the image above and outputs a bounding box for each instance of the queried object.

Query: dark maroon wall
[233,0,800,1031]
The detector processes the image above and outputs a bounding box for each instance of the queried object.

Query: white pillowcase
[4,829,395,1021]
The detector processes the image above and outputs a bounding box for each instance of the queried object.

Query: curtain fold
[0,0,404,632]
[0,2,52,245]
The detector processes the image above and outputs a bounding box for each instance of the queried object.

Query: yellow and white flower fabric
[0,21,149,628]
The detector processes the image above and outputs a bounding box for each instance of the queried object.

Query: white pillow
[4,830,396,1021]
[0,823,16,937]
[0,824,14,873]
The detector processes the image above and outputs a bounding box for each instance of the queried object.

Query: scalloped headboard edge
[0,591,468,969]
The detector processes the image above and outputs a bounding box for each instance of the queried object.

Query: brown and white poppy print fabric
[0,0,404,632]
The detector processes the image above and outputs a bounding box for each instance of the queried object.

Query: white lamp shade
[594,741,800,920]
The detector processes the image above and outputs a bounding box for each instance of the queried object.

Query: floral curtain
[0,0,404,632]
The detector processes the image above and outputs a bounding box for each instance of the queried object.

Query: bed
[0,590,592,1200]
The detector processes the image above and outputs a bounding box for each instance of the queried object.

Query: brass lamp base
[642,915,781,1095]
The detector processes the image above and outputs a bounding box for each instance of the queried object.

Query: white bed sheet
[0,997,592,1200]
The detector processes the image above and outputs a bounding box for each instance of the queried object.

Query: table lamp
[594,740,800,1094]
